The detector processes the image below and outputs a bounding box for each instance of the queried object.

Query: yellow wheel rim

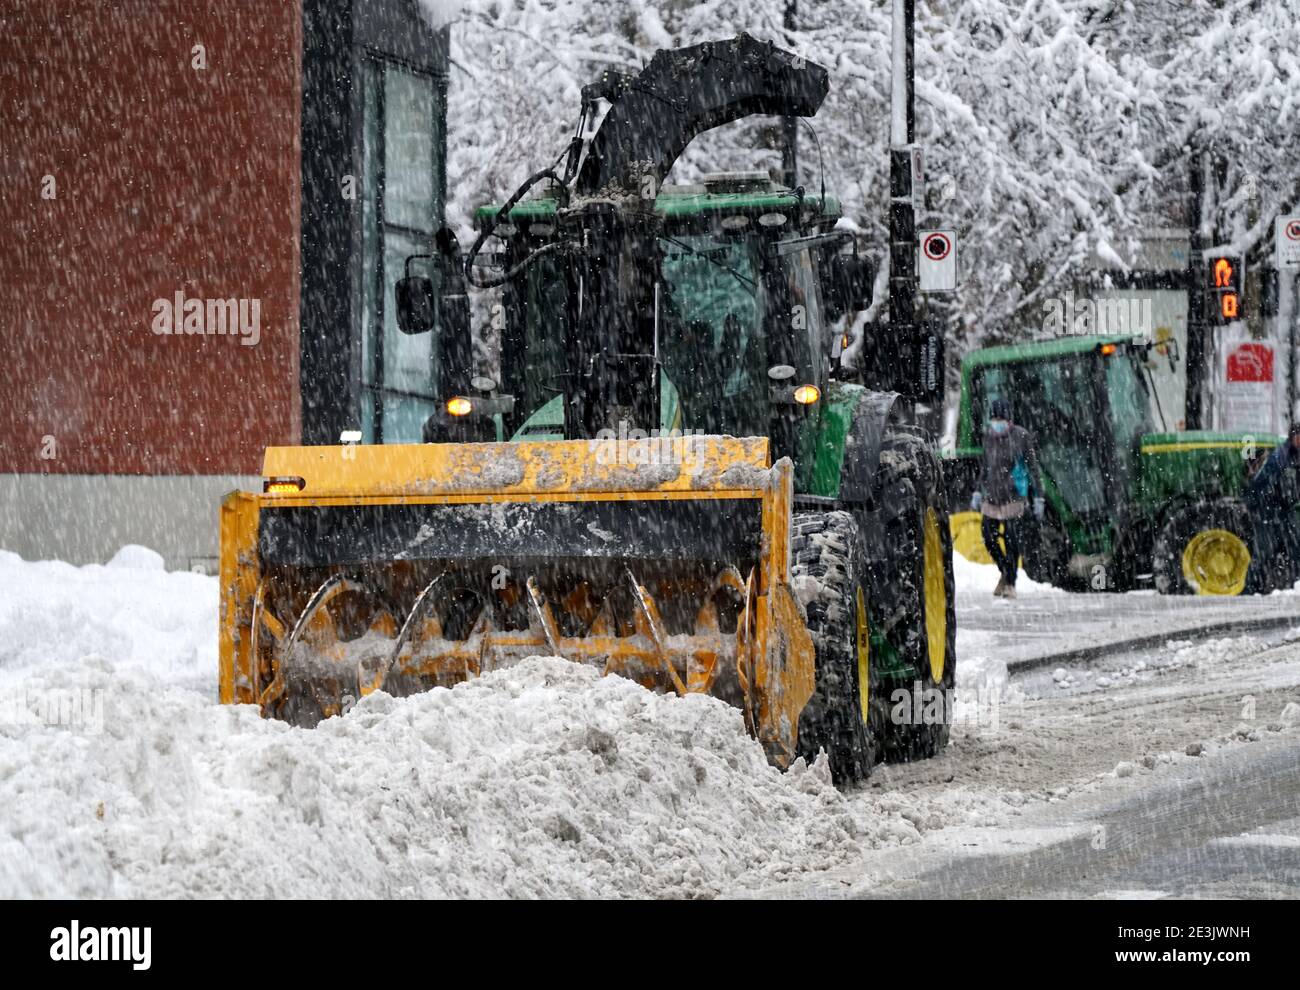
[855,586,870,721]
[950,511,993,564]
[923,507,948,683]
[1181,528,1250,596]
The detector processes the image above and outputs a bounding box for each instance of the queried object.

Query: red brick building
[0,0,449,568]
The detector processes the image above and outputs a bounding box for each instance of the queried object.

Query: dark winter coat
[978,423,1044,508]
[1246,441,1300,515]
[1244,441,1300,592]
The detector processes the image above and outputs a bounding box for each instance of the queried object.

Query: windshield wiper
[661,235,756,290]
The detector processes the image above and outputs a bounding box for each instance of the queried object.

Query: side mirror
[828,255,874,320]
[395,276,435,335]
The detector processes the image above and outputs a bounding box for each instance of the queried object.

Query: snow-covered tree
[425,0,1300,360]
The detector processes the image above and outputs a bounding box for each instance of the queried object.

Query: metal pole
[889,0,916,370]
[1186,150,1206,430]
[1285,267,1298,425]
[781,1,798,189]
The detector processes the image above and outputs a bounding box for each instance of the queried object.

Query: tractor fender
[837,388,900,507]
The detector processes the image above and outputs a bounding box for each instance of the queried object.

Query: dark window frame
[357,50,447,443]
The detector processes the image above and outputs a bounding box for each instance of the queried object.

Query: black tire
[1153,499,1253,596]
[870,431,957,763]
[792,509,884,786]
[1023,511,1089,591]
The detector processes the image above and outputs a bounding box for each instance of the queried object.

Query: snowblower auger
[220,436,816,765]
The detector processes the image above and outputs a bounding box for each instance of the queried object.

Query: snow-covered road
[2,547,1297,898]
[770,630,1300,898]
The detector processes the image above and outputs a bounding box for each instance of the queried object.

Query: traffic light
[1207,255,1244,323]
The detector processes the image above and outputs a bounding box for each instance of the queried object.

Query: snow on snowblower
[219,34,955,783]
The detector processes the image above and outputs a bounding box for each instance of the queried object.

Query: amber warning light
[264,476,305,495]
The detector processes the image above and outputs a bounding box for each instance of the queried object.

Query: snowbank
[0,549,882,898]
[2,655,880,898]
[0,549,215,692]
[951,546,1060,598]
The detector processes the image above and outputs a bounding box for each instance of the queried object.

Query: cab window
[659,234,767,436]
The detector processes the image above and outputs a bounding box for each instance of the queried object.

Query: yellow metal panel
[260,437,771,499]
[760,457,794,592]
[751,583,816,768]
[253,489,764,509]
[221,434,822,774]
[218,491,260,706]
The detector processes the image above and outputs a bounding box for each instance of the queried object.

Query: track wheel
[276,575,398,726]
[872,430,956,763]
[792,510,883,785]
[1154,500,1251,596]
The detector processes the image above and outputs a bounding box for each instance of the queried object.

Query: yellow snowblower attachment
[219,436,815,767]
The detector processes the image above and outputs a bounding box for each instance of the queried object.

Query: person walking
[1243,424,1300,594]
[970,397,1045,598]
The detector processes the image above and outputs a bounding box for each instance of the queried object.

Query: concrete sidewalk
[957,583,1300,669]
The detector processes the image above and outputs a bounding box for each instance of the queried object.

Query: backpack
[1011,457,1030,499]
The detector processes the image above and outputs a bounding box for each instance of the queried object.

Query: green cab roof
[961,335,1139,371]
[1140,430,1283,448]
[473,189,841,226]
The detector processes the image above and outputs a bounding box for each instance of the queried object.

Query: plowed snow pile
[0,549,880,898]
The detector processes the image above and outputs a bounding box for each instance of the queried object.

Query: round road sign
[1286,219,1300,241]
[922,232,951,261]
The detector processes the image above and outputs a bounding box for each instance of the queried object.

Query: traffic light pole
[1186,150,1206,430]
[889,0,916,356]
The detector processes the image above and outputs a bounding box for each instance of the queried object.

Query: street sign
[1277,215,1300,270]
[1222,340,1276,433]
[918,229,956,292]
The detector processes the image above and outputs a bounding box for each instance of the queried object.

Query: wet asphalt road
[859,733,1300,899]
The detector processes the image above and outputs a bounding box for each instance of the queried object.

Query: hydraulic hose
[464,167,568,288]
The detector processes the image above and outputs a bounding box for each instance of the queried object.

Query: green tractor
[456,170,957,776]
[945,334,1286,595]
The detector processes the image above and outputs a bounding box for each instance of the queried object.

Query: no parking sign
[1277,215,1300,270]
[918,229,957,292]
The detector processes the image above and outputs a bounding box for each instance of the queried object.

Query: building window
[360,56,444,443]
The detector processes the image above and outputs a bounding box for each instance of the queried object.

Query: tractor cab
[458,174,873,493]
